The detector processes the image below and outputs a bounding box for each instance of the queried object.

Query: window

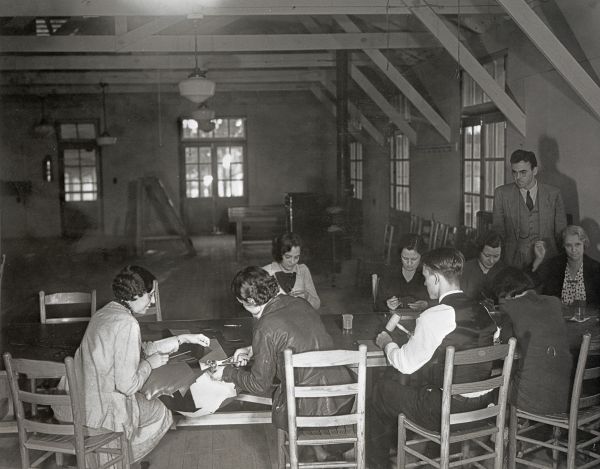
[462,119,505,227]
[181,117,246,199]
[462,55,506,107]
[58,122,98,202]
[390,132,410,211]
[349,141,363,200]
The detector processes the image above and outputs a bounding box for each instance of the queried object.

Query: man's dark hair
[398,233,426,256]
[231,266,280,305]
[490,267,534,301]
[510,149,538,169]
[421,247,464,283]
[272,232,303,262]
[112,265,155,301]
[478,230,503,252]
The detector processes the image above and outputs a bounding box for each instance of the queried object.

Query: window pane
[78,123,96,139]
[213,119,228,138]
[228,146,243,163]
[60,124,77,139]
[231,181,244,197]
[230,119,245,138]
[186,164,199,180]
[473,161,481,193]
[199,147,211,163]
[464,162,472,192]
[472,125,481,159]
[464,126,473,158]
[64,149,80,166]
[182,119,199,139]
[185,147,199,164]
[186,180,199,198]
[80,149,96,166]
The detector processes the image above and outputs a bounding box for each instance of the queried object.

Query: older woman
[263,232,320,309]
[375,233,429,311]
[55,265,210,463]
[490,267,572,414]
[534,225,600,306]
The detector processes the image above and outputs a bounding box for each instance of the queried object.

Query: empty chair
[508,333,600,469]
[356,223,396,289]
[397,338,517,469]
[278,345,367,469]
[3,352,130,469]
[39,290,96,324]
[409,214,423,235]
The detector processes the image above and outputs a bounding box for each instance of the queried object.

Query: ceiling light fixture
[96,82,117,146]
[178,21,215,104]
[33,96,55,138]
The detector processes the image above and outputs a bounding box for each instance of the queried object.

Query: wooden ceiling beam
[0,52,371,71]
[0,0,504,17]
[0,32,438,53]
[0,69,327,86]
[320,79,385,146]
[0,82,313,96]
[350,64,417,144]
[407,0,527,136]
[335,15,451,142]
[497,0,600,122]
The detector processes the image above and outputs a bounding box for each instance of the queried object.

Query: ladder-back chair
[3,352,130,469]
[39,290,96,324]
[279,345,367,469]
[397,338,517,469]
[508,333,600,469]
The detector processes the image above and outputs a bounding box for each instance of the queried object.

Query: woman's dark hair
[272,232,303,262]
[490,267,534,301]
[398,233,426,256]
[477,230,503,252]
[231,266,280,305]
[112,265,156,301]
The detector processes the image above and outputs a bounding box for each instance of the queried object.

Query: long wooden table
[227,205,285,260]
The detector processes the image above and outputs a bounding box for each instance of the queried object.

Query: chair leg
[507,406,517,469]
[121,432,132,469]
[277,428,286,469]
[565,425,576,469]
[397,416,406,469]
[56,452,64,467]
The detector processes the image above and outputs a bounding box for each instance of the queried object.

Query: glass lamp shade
[96,132,117,146]
[179,74,216,104]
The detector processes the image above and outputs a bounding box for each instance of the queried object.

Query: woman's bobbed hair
[272,232,302,262]
[112,265,156,301]
[231,266,279,306]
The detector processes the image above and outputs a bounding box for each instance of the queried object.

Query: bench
[228,205,285,260]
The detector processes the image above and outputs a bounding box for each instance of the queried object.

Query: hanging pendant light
[192,103,216,132]
[33,95,55,138]
[97,82,117,146]
[178,21,215,104]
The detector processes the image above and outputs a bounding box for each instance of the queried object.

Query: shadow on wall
[537,135,580,224]
[581,217,600,263]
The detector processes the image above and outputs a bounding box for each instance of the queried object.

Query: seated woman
[375,233,429,311]
[490,267,572,414]
[533,225,600,306]
[263,232,320,309]
[213,266,352,460]
[55,265,210,464]
[461,231,504,300]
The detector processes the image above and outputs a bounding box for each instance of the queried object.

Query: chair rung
[297,436,357,445]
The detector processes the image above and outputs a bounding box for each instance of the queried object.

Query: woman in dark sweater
[375,233,429,311]
[491,267,573,414]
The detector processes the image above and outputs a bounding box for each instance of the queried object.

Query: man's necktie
[526,190,534,211]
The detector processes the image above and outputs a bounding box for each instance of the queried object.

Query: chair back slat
[18,390,70,407]
[450,406,500,425]
[451,376,504,395]
[10,358,67,378]
[383,224,395,265]
[297,414,359,428]
[452,343,510,365]
[291,349,364,368]
[293,383,360,398]
[39,290,96,324]
[23,419,76,435]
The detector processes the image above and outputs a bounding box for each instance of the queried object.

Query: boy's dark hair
[420,247,464,283]
[231,266,280,305]
[510,149,538,168]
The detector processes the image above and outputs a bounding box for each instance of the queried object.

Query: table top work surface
[0,312,415,368]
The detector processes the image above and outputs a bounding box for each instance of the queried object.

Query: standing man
[366,248,496,469]
[492,149,566,268]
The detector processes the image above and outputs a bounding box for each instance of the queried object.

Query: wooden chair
[410,214,423,235]
[3,352,130,469]
[355,223,395,288]
[397,338,517,469]
[508,333,600,469]
[137,280,163,322]
[431,222,451,249]
[278,344,367,469]
[39,290,96,324]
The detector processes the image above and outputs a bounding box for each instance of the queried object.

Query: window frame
[390,131,410,212]
[349,140,363,200]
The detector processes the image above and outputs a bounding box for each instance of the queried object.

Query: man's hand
[375,331,393,349]
[233,346,253,367]
[178,334,211,348]
[532,240,547,272]
[145,353,169,369]
[407,300,428,310]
